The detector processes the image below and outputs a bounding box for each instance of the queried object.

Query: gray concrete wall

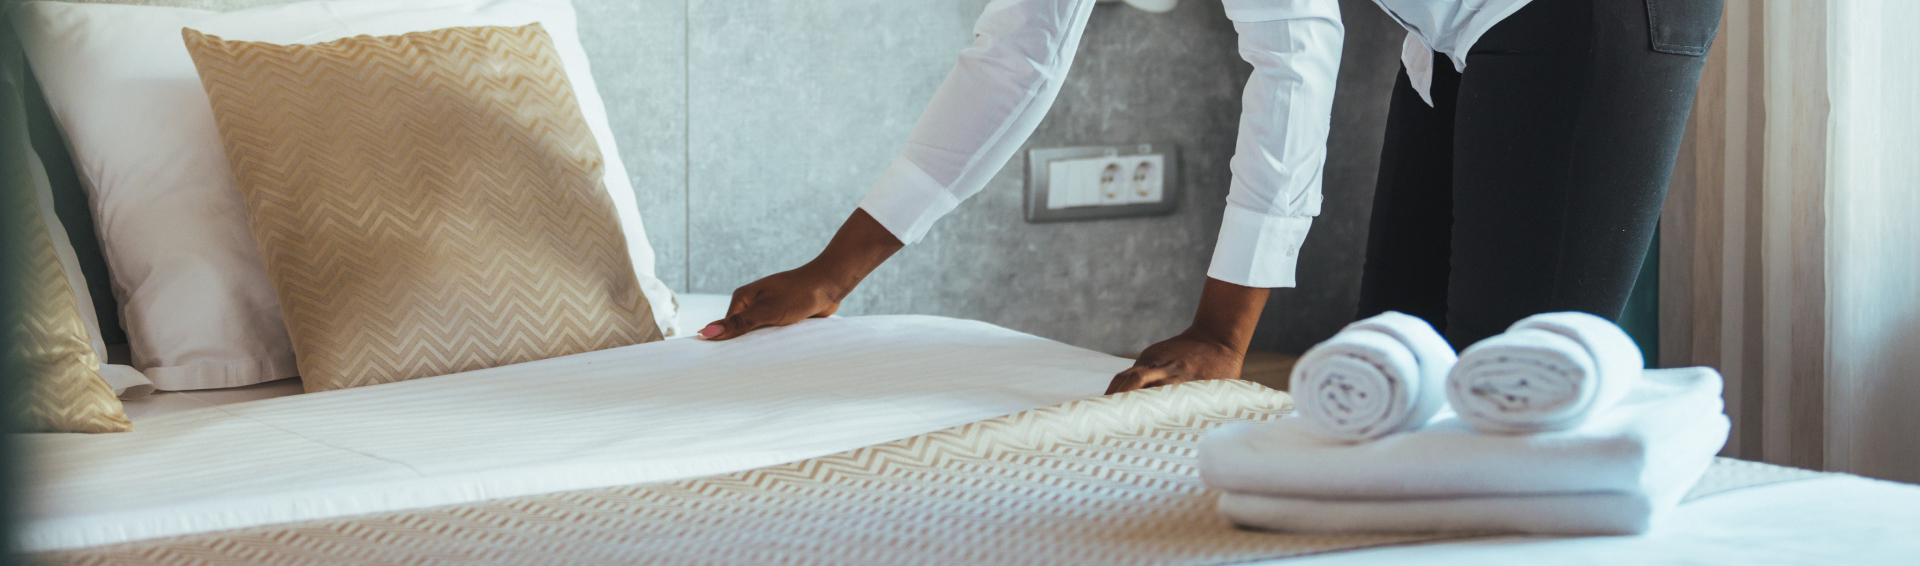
[576,0,1403,355]
[29,0,1402,356]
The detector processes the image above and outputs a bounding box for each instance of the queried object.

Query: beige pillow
[7,131,130,433]
[183,23,662,392]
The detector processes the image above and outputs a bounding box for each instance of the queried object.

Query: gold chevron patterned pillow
[6,144,130,433]
[182,24,662,393]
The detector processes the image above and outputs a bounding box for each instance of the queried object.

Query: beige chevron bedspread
[47,380,1822,566]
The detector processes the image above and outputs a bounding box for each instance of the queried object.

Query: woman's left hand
[1104,277,1271,395]
[1106,331,1247,394]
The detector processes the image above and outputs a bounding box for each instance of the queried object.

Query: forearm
[859,0,1097,245]
[798,209,904,300]
[1183,278,1271,355]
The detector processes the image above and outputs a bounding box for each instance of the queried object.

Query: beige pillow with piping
[183,23,662,393]
[8,138,130,433]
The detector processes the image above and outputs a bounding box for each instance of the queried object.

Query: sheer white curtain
[1825,0,1920,484]
[1663,0,1920,483]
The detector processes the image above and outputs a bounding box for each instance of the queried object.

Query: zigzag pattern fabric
[45,380,1819,564]
[48,381,1354,564]
[183,24,660,392]
[5,142,128,433]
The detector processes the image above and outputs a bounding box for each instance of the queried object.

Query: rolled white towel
[1289,312,1455,441]
[1447,311,1644,434]
[1201,367,1728,498]
[1342,311,1457,416]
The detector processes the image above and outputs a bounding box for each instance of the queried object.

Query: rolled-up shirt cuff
[857,156,960,245]
[1207,205,1313,288]
[1222,0,1341,23]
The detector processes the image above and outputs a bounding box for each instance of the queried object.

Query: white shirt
[857,0,1528,288]
[1372,0,1534,105]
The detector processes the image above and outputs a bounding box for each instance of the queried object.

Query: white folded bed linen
[1200,367,1729,498]
[19,314,1128,551]
[1217,489,1666,535]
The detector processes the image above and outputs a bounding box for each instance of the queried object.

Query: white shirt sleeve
[1209,0,1344,288]
[859,0,1343,290]
[858,0,1100,244]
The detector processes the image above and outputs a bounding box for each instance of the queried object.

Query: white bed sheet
[22,314,1127,551]
[115,293,737,422]
[26,309,1919,562]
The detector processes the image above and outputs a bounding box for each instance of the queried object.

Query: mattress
[21,314,1128,551]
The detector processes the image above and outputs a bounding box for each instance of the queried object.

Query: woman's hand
[698,266,847,340]
[1106,331,1248,394]
[699,209,902,340]
[1106,278,1271,394]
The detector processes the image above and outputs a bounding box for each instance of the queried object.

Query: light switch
[1044,159,1078,209]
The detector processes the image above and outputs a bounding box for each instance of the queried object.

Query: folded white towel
[1448,311,1645,434]
[1288,312,1455,441]
[1202,367,1728,498]
[1216,489,1667,535]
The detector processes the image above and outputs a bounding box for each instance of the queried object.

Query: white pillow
[10,0,679,390]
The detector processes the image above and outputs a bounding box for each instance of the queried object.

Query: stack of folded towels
[1201,311,1731,535]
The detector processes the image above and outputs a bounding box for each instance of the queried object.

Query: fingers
[699,289,755,339]
[698,272,836,341]
[698,313,756,341]
[1106,366,1171,395]
[725,286,753,317]
[699,309,772,341]
[700,288,761,340]
[697,319,727,339]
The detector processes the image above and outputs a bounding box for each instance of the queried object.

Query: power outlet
[1046,156,1132,209]
[1028,144,1179,222]
[1127,154,1164,203]
[1099,160,1127,204]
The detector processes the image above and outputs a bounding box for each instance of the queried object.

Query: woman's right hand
[697,208,904,341]
[697,266,847,340]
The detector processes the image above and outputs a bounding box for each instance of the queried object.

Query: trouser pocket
[1645,0,1723,55]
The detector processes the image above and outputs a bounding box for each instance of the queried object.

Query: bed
[25,302,1132,549]
[9,0,1918,562]
[22,303,1920,564]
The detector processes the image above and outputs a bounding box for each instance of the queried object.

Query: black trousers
[1355,0,1722,350]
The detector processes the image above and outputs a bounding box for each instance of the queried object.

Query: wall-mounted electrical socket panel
[1025,143,1179,223]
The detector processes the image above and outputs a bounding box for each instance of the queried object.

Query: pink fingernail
[698,324,723,339]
